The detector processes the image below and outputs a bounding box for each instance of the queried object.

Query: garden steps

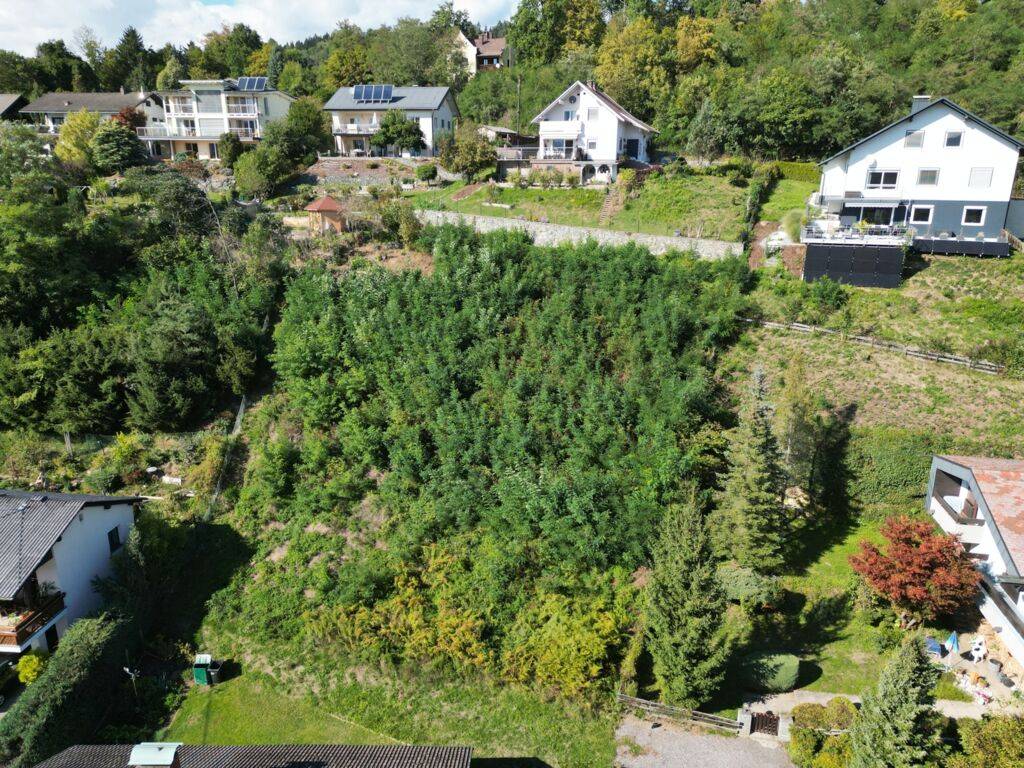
[598,189,624,226]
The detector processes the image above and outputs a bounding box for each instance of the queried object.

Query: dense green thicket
[0,124,282,434]
[215,226,747,697]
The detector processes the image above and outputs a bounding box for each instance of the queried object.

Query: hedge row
[777,161,821,183]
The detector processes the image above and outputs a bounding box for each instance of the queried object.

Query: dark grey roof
[820,97,1024,165]
[20,92,155,115]
[34,745,473,768]
[0,94,26,118]
[323,86,454,114]
[0,490,139,600]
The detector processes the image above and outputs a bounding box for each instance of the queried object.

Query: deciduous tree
[850,516,981,627]
[370,110,426,155]
[949,715,1024,768]
[595,15,672,120]
[54,109,101,171]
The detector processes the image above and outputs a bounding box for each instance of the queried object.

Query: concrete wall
[416,209,739,258]
[1006,200,1024,239]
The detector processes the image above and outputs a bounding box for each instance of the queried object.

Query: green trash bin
[193,654,213,686]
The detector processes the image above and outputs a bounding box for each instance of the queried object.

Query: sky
[0,0,516,56]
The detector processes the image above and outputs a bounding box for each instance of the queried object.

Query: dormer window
[904,130,924,148]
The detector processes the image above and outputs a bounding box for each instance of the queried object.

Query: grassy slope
[754,254,1024,358]
[760,179,817,222]
[719,289,1024,698]
[410,174,748,240]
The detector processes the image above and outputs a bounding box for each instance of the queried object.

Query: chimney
[128,743,182,768]
[911,95,932,115]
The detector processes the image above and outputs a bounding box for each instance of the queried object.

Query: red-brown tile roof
[305,195,345,213]
[943,455,1024,571]
[473,34,506,56]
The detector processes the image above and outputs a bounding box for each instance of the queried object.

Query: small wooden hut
[305,194,346,234]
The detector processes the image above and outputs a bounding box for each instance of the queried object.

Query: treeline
[0,123,283,434]
[218,226,749,697]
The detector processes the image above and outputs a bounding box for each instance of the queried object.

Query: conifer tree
[646,491,731,708]
[849,638,942,768]
[716,369,789,573]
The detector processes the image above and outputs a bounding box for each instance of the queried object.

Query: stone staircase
[598,189,624,226]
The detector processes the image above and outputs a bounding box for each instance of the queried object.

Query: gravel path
[615,715,793,768]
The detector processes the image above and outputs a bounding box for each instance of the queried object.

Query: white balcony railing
[229,128,259,140]
[333,124,380,134]
[137,126,169,138]
[166,104,195,116]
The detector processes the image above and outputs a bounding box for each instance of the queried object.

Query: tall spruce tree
[716,369,789,574]
[645,491,731,708]
[849,638,943,768]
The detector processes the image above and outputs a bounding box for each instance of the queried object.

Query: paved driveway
[616,715,793,768]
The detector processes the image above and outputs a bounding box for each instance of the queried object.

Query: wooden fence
[615,693,742,733]
[743,318,1005,375]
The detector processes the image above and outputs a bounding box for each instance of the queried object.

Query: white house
[926,456,1024,666]
[528,81,655,184]
[810,96,1024,256]
[323,84,458,157]
[0,490,137,655]
[143,77,294,160]
[20,91,165,137]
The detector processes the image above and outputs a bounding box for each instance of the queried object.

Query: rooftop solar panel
[372,85,384,101]
[253,77,267,91]
[353,85,364,101]
[237,77,251,91]
[382,84,393,102]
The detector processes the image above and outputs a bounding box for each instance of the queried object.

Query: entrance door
[44,625,59,652]
[625,139,639,159]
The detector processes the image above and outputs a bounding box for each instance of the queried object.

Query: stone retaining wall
[415,209,740,259]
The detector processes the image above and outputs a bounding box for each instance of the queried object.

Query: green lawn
[161,674,389,745]
[753,254,1024,361]
[760,179,818,222]
[411,173,748,241]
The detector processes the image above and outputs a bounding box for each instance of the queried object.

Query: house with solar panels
[0,490,137,655]
[323,84,459,157]
[142,77,294,160]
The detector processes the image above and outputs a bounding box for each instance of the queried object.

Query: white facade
[927,457,1024,666]
[142,79,294,160]
[533,82,654,165]
[456,30,478,77]
[0,500,135,654]
[817,98,1021,236]
[325,89,458,157]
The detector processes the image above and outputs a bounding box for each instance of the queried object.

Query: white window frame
[917,168,940,186]
[968,167,994,189]
[944,131,963,148]
[904,130,924,148]
[586,107,599,122]
[866,169,899,190]
[587,139,597,150]
[962,206,987,226]
[910,205,934,225]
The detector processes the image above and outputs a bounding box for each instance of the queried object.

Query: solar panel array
[353,84,394,103]
[236,76,268,91]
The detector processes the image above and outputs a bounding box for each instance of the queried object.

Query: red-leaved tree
[112,107,146,129]
[850,516,981,627]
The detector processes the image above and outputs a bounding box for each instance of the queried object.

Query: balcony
[166,103,195,116]
[538,120,582,138]
[801,223,911,247]
[229,127,259,140]
[0,593,65,650]
[137,126,168,138]
[333,124,380,135]
[226,101,259,117]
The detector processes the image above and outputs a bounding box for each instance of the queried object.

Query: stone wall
[415,209,741,259]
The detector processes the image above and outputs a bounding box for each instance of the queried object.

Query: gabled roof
[473,34,506,56]
[20,92,157,115]
[0,94,26,118]
[323,86,455,114]
[531,81,656,134]
[820,97,1024,166]
[938,456,1024,575]
[33,744,473,768]
[0,489,139,600]
[305,195,345,212]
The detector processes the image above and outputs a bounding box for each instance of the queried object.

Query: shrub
[415,163,437,182]
[782,209,804,242]
[792,702,830,730]
[217,132,245,169]
[824,696,857,730]
[16,651,49,685]
[617,168,639,194]
[717,562,782,610]
[89,122,147,175]
[813,733,852,768]
[738,651,801,693]
[778,161,821,184]
[789,727,823,768]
